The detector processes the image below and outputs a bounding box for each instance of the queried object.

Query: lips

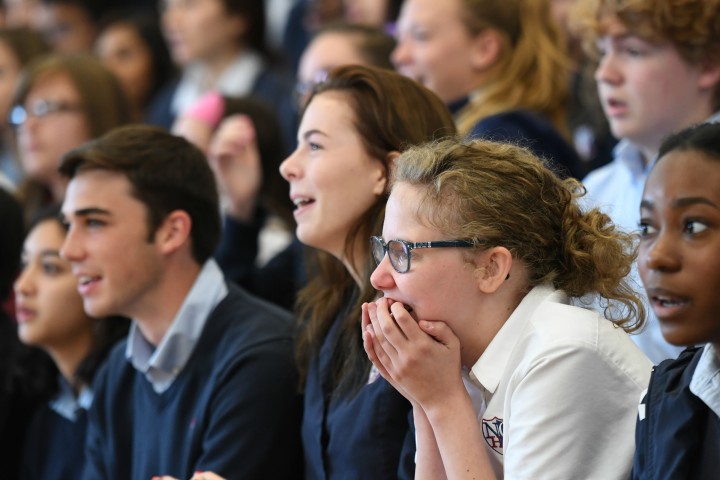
[603,97,628,117]
[76,274,101,296]
[290,195,316,217]
[15,305,36,324]
[646,288,690,318]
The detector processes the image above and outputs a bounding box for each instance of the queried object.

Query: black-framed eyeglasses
[370,236,473,274]
[8,99,84,128]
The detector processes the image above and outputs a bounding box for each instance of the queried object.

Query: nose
[391,38,411,71]
[13,265,35,298]
[60,224,85,263]
[370,254,396,291]
[279,148,302,181]
[641,231,681,273]
[594,49,622,86]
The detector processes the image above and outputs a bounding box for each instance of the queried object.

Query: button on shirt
[464,284,652,479]
[126,259,228,393]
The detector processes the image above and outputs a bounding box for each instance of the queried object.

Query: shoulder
[201,284,296,355]
[583,158,623,184]
[471,110,581,175]
[649,347,704,395]
[524,299,651,382]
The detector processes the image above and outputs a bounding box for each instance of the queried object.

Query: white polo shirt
[464,285,652,479]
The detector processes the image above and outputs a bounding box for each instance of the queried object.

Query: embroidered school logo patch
[481,416,504,455]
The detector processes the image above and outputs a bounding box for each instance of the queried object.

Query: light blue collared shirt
[690,344,720,418]
[49,376,93,422]
[125,260,229,393]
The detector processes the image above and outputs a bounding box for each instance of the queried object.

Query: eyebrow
[641,197,719,210]
[64,207,113,218]
[301,129,329,141]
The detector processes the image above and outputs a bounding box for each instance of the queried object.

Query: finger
[363,325,395,380]
[367,301,400,359]
[373,297,409,344]
[388,301,425,342]
[418,320,458,348]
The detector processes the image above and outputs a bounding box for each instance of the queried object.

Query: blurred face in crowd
[296,32,368,108]
[161,0,246,67]
[392,0,482,103]
[279,91,387,260]
[14,218,93,352]
[16,72,91,190]
[594,16,720,159]
[638,149,720,349]
[36,2,97,53]
[0,40,22,127]
[344,0,389,27]
[95,23,154,110]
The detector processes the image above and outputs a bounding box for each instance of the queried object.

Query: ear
[154,210,193,256]
[698,57,720,92]
[469,28,503,71]
[372,151,400,196]
[474,246,513,294]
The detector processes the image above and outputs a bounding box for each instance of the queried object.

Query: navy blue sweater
[632,347,720,479]
[21,404,88,480]
[82,284,304,480]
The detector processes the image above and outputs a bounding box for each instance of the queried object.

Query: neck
[47,330,93,389]
[133,257,203,346]
[203,44,245,84]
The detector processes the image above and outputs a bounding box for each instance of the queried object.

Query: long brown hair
[295,65,456,394]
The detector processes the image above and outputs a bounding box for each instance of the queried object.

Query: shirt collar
[49,376,93,422]
[690,344,720,418]
[469,284,566,394]
[125,259,228,393]
[172,50,264,115]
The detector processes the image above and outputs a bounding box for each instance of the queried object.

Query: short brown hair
[59,125,221,264]
[572,0,720,109]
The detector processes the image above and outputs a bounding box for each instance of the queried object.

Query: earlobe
[476,247,512,294]
[698,59,720,91]
[156,210,192,255]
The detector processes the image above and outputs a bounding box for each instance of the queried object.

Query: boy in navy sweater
[59,125,303,480]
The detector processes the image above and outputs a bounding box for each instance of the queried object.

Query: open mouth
[292,197,315,209]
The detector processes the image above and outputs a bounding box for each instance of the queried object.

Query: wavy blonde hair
[394,138,645,332]
[455,0,571,136]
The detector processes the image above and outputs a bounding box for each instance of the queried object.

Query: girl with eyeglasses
[10,54,130,223]
[363,138,652,479]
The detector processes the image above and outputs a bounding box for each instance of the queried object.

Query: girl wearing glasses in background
[363,138,652,479]
[9,54,129,223]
